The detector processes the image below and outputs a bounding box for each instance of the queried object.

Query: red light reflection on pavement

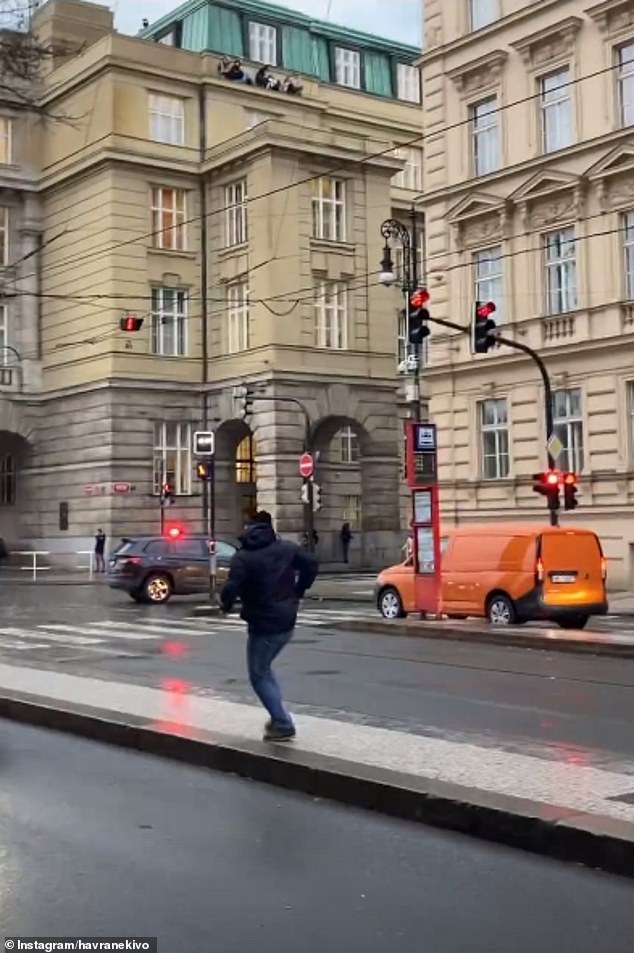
[162,640,187,657]
[151,676,200,737]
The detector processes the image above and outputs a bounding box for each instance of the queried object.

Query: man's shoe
[263,723,296,742]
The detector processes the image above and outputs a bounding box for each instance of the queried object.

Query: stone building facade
[419,0,634,587]
[0,0,422,566]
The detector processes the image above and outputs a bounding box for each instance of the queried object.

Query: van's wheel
[487,593,516,625]
[378,587,405,620]
[142,573,173,604]
[557,615,589,630]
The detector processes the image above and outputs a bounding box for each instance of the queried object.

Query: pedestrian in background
[0,536,8,570]
[220,510,318,742]
[94,528,106,573]
[340,522,352,564]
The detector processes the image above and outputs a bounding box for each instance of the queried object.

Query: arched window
[235,435,256,483]
[333,426,359,464]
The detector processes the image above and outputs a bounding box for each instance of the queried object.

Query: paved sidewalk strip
[0,660,632,876]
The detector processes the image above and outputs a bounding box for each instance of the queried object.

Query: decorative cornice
[585,0,634,36]
[446,50,508,95]
[511,16,582,69]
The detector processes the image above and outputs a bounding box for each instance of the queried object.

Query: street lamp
[379,208,423,420]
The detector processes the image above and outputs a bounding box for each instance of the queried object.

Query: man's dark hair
[253,510,273,526]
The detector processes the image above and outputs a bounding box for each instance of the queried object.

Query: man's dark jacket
[220,523,318,637]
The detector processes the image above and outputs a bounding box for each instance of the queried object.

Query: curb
[334,619,634,659]
[0,690,632,878]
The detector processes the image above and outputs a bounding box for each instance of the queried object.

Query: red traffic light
[545,470,559,486]
[563,471,577,486]
[120,314,144,332]
[476,301,496,319]
[410,288,430,308]
[166,525,184,539]
[162,482,173,494]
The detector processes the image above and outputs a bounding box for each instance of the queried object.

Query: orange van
[376,523,608,629]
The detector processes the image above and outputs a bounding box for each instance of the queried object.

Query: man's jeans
[247,630,294,731]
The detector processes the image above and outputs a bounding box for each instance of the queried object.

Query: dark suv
[107,534,237,604]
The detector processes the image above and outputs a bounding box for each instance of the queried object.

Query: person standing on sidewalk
[220,510,318,742]
[94,528,106,573]
[340,522,352,564]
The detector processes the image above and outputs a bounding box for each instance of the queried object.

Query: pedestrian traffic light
[119,314,144,332]
[166,524,184,539]
[195,461,213,481]
[532,470,560,510]
[313,482,322,512]
[241,385,255,420]
[408,288,431,345]
[161,481,174,506]
[471,301,497,354]
[562,471,579,510]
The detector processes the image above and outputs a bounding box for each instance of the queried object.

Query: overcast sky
[96,0,421,46]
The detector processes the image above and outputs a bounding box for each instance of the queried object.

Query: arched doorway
[311,416,367,563]
[235,432,257,525]
[0,429,29,543]
[214,419,258,537]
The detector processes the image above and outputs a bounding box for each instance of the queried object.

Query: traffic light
[195,461,213,481]
[161,481,174,506]
[471,301,497,354]
[241,385,255,421]
[193,431,215,456]
[120,314,144,332]
[313,482,322,512]
[532,470,560,510]
[562,472,579,510]
[408,288,430,345]
[166,524,184,539]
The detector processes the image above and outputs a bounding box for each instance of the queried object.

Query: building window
[236,435,257,484]
[249,21,277,65]
[397,306,408,366]
[397,64,420,103]
[617,43,634,127]
[540,68,572,153]
[0,454,14,505]
[392,147,422,191]
[552,389,584,472]
[335,47,361,89]
[0,118,11,164]
[315,280,348,349]
[151,187,186,251]
[149,93,185,145]
[474,246,503,323]
[544,228,576,314]
[470,0,499,30]
[627,382,634,462]
[471,97,499,176]
[312,177,346,242]
[342,494,362,529]
[624,212,634,299]
[0,304,6,360]
[334,426,359,464]
[479,398,509,480]
[153,422,191,495]
[225,180,247,247]
[151,287,187,356]
[227,280,249,353]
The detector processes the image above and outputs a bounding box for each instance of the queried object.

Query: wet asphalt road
[1,721,633,953]
[0,584,633,771]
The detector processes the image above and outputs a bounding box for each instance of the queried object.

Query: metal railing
[14,550,51,581]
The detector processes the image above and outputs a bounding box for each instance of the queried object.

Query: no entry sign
[299,452,314,479]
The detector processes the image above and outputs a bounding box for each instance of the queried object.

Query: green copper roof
[139,0,419,61]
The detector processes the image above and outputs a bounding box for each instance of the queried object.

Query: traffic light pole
[423,316,559,527]
[408,206,421,422]
[245,393,316,552]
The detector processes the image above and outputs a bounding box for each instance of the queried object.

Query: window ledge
[148,247,196,259]
[310,238,355,253]
[217,243,249,259]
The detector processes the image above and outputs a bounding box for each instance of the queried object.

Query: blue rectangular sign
[414,423,436,452]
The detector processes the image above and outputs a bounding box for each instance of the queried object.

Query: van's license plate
[551,573,576,583]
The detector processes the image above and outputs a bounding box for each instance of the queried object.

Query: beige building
[0,0,422,565]
[420,0,634,588]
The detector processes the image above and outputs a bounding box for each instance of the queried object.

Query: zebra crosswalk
[0,607,375,656]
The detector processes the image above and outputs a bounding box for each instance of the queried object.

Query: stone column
[360,455,401,567]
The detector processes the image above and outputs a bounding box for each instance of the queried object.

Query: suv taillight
[121,556,142,568]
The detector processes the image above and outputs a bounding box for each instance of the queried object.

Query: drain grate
[607,791,634,805]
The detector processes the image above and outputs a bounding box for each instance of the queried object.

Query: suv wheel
[487,593,516,625]
[143,573,173,604]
